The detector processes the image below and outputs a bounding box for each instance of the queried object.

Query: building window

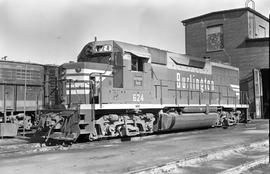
[257,25,266,38]
[206,25,224,52]
[131,55,144,72]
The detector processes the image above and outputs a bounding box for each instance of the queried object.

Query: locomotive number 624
[132,93,144,102]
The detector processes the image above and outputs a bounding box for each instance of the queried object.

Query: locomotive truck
[36,40,248,143]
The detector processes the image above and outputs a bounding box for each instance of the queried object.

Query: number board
[134,76,143,87]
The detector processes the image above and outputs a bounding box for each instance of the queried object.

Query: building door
[253,69,262,118]
[261,69,269,118]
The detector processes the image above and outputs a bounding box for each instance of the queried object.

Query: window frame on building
[206,24,224,52]
[257,25,266,38]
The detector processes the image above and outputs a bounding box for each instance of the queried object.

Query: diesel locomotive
[36,40,248,142]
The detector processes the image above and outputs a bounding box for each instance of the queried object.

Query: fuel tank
[155,112,218,132]
[181,106,218,113]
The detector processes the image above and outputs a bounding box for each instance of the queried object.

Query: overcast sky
[0,0,269,65]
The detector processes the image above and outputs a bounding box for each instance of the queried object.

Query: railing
[157,79,249,106]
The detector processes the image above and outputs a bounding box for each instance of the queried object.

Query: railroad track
[0,123,260,158]
[1,139,268,174]
[0,126,206,157]
[0,141,72,157]
[0,135,145,157]
[129,140,269,174]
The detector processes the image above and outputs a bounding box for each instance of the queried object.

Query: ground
[0,120,269,174]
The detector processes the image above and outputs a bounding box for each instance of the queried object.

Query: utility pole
[3,84,6,123]
[268,13,270,164]
[23,64,27,137]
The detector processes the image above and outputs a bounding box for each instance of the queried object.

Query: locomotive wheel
[45,139,55,146]
[89,132,98,141]
[222,118,229,129]
[62,141,73,147]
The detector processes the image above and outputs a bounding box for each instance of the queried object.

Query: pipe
[23,64,27,137]
[160,80,163,105]
[68,79,71,108]
[245,0,255,9]
[3,84,6,123]
[99,73,102,108]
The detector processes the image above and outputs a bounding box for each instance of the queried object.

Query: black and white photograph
[0,0,269,173]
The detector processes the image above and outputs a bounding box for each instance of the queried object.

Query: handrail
[82,74,249,106]
[160,79,249,106]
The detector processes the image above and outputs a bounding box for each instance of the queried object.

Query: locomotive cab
[61,40,154,106]
[60,40,154,107]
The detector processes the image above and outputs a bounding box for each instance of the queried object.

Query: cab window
[131,55,145,72]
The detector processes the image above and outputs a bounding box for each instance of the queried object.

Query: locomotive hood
[61,61,113,82]
[61,61,112,72]
[114,41,151,58]
[77,40,151,62]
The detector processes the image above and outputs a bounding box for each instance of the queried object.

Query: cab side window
[131,55,144,72]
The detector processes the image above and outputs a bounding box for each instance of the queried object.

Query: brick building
[182,7,269,118]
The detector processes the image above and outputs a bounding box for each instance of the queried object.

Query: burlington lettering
[176,72,214,92]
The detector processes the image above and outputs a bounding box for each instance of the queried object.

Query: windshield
[87,53,111,64]
[78,45,112,64]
